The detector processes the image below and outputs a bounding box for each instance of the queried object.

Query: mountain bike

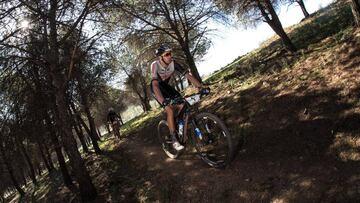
[157,91,234,168]
[111,119,121,139]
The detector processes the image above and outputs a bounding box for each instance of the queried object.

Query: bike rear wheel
[113,123,121,139]
[157,120,181,159]
[191,112,234,168]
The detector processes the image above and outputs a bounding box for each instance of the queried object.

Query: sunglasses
[162,52,172,57]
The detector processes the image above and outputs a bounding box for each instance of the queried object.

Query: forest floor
[7,1,360,202]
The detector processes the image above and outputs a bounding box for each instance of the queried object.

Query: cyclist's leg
[165,105,176,134]
[165,106,184,150]
[151,80,184,150]
[111,123,115,136]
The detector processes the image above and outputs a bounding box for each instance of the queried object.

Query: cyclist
[150,45,209,151]
[107,107,123,138]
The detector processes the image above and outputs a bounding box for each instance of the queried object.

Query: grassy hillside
[205,0,354,84]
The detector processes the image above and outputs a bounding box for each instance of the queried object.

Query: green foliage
[121,109,162,137]
[291,2,353,49]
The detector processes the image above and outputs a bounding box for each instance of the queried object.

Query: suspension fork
[191,116,203,140]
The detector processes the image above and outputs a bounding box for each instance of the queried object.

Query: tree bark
[77,75,102,146]
[140,94,151,112]
[74,121,90,153]
[45,115,74,188]
[38,165,42,176]
[136,87,151,112]
[351,0,360,27]
[257,0,296,52]
[37,141,52,173]
[48,1,97,200]
[141,99,152,112]
[70,102,91,136]
[141,76,152,112]
[69,106,89,153]
[180,42,203,82]
[70,102,100,152]
[20,169,27,186]
[0,141,25,196]
[43,143,55,170]
[16,136,37,185]
[296,0,310,18]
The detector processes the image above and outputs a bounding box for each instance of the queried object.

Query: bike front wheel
[191,112,234,168]
[157,120,181,159]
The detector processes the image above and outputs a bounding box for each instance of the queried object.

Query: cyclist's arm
[152,80,165,104]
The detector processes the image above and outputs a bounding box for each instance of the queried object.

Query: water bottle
[178,119,184,136]
[195,127,203,140]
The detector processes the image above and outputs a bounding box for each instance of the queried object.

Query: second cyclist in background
[107,107,123,139]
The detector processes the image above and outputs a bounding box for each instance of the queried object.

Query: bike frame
[173,96,201,146]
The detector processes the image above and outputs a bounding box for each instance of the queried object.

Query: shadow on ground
[92,75,359,202]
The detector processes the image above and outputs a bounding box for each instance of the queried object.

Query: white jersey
[150,60,187,83]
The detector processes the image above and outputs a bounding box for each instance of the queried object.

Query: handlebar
[170,91,208,106]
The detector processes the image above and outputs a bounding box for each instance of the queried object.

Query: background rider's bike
[111,120,121,139]
[157,90,235,169]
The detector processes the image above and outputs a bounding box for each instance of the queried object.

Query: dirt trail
[118,107,359,202]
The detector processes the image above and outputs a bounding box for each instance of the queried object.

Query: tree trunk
[16,136,37,185]
[142,86,152,112]
[20,169,27,186]
[77,75,103,148]
[137,85,151,112]
[43,143,55,170]
[140,98,152,112]
[37,141,52,173]
[70,102,91,136]
[181,43,202,82]
[45,115,74,188]
[0,142,25,196]
[74,121,90,153]
[70,102,100,153]
[296,0,310,18]
[48,1,97,200]
[69,106,89,153]
[51,84,97,200]
[258,0,297,52]
[77,121,90,146]
[38,165,42,176]
[351,0,360,27]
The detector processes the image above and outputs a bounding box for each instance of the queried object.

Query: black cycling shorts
[150,79,181,104]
